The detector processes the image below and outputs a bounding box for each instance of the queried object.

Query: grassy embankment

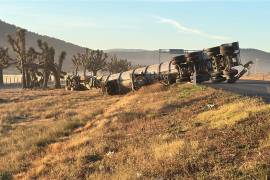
[0,83,270,179]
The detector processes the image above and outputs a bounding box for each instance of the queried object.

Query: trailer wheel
[227,78,237,83]
[205,46,220,56]
[220,46,234,55]
[133,76,146,90]
[185,51,202,59]
[172,55,186,64]
[206,51,218,57]
[211,76,226,83]
[232,42,239,51]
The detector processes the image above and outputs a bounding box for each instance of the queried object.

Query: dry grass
[152,140,184,160]
[0,83,270,179]
[197,98,270,129]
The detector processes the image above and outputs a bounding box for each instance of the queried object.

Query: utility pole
[158,49,161,64]
[255,58,259,74]
[193,65,197,85]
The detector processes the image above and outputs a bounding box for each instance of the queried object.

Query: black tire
[186,57,203,63]
[167,74,176,85]
[211,76,226,83]
[190,75,202,83]
[232,42,239,51]
[206,51,219,57]
[185,51,202,58]
[221,43,232,47]
[206,46,220,52]
[227,78,236,83]
[179,63,189,68]
[205,46,220,56]
[220,45,234,55]
[186,57,194,62]
[176,76,190,83]
[133,76,146,90]
[172,55,186,64]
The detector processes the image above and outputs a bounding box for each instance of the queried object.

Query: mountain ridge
[1,20,269,74]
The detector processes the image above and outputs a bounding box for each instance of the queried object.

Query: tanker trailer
[99,62,179,95]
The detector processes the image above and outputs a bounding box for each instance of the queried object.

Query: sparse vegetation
[71,49,133,77]
[106,55,131,74]
[7,28,28,88]
[0,83,270,179]
[35,39,67,88]
[72,54,81,75]
[81,48,108,76]
[5,28,67,89]
[0,47,14,85]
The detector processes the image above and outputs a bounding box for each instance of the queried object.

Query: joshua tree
[57,51,66,78]
[80,49,90,77]
[74,49,108,76]
[72,50,92,77]
[0,47,15,85]
[106,55,131,74]
[36,39,53,88]
[8,28,47,88]
[7,28,66,89]
[7,28,28,88]
[86,49,108,76]
[36,39,66,88]
[72,54,81,75]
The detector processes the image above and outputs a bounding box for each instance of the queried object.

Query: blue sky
[0,0,269,51]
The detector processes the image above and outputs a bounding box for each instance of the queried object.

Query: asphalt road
[204,80,270,102]
[1,79,270,103]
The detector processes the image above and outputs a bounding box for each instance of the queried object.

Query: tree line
[0,28,134,88]
[0,28,66,88]
[72,48,132,77]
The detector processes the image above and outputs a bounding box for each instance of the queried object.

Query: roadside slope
[1,84,270,179]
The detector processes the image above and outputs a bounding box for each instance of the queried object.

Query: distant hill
[240,49,270,73]
[104,49,270,73]
[0,20,85,74]
[1,20,269,74]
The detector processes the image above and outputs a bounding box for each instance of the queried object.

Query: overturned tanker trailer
[97,60,179,95]
[65,42,253,95]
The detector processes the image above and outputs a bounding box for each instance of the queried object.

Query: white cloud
[155,16,230,41]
